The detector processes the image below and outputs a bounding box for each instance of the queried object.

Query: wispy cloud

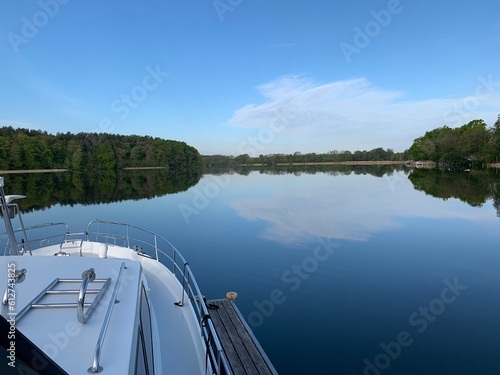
[228,75,500,151]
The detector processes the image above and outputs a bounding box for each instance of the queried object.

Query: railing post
[172,250,177,277]
[125,225,130,249]
[154,235,159,260]
[0,178,19,255]
[174,263,189,307]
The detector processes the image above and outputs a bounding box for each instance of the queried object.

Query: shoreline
[1,162,498,174]
[123,166,166,170]
[0,169,68,174]
[237,161,407,167]
[0,167,169,174]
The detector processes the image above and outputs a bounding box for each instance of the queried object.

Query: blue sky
[1,0,499,156]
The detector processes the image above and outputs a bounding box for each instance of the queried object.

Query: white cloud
[228,75,500,152]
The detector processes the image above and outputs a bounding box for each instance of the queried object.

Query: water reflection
[229,168,500,244]
[2,168,202,212]
[408,168,500,216]
[206,163,408,177]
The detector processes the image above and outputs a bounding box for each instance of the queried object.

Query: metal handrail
[59,231,88,256]
[77,269,111,324]
[0,180,20,255]
[0,222,70,256]
[89,261,126,373]
[184,262,232,375]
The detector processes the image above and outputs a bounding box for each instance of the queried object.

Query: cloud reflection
[229,172,493,244]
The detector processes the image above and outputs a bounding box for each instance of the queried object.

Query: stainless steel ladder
[13,268,111,323]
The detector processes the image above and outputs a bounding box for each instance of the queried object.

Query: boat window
[0,315,68,375]
[135,283,155,375]
[135,330,147,375]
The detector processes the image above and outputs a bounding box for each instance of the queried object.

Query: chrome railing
[0,222,70,256]
[89,262,126,373]
[86,220,232,375]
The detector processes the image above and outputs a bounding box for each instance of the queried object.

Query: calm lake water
[5,168,500,374]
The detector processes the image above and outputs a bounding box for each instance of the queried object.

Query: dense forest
[0,127,204,172]
[408,116,500,166]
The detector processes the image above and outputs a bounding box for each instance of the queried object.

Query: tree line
[408,116,500,166]
[0,127,204,172]
[205,147,409,169]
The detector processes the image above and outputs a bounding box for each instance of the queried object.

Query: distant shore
[0,169,68,174]
[123,167,166,170]
[0,167,169,174]
[1,162,498,174]
[237,161,407,167]
[286,160,406,166]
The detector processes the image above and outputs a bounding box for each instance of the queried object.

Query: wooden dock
[208,299,278,375]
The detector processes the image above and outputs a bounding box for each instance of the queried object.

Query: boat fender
[225,291,238,300]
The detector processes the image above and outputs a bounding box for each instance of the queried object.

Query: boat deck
[207,299,278,375]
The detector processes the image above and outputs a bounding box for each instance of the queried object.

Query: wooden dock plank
[215,300,259,375]
[208,299,277,375]
[209,303,246,374]
[222,301,273,375]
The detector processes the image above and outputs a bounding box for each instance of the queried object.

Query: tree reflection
[205,163,409,177]
[408,169,500,215]
[2,168,202,212]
